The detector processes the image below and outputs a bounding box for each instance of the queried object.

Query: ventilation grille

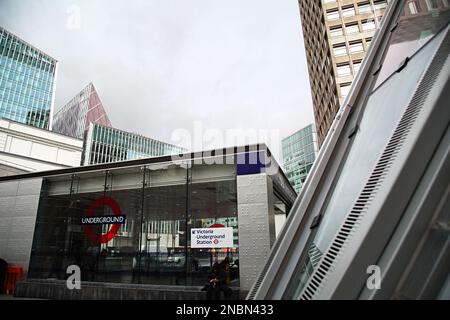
[299,29,450,300]
[308,243,323,268]
[246,210,294,299]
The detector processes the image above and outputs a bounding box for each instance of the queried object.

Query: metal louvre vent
[308,243,324,267]
[247,266,268,300]
[299,29,450,300]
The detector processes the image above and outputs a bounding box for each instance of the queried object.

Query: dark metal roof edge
[0,143,270,182]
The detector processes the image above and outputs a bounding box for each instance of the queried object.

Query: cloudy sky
[0,0,314,162]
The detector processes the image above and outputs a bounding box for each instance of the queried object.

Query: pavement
[0,294,43,300]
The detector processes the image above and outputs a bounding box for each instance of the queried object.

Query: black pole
[184,161,191,285]
[137,166,147,283]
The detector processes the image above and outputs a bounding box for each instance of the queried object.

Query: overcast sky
[0,0,314,162]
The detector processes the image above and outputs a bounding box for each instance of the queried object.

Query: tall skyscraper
[0,26,57,129]
[52,82,112,139]
[82,122,187,165]
[282,123,318,194]
[298,0,390,146]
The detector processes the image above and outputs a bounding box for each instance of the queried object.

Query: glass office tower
[282,124,319,193]
[82,123,187,165]
[52,83,112,139]
[0,26,57,129]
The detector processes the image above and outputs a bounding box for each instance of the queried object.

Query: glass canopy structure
[249,0,450,300]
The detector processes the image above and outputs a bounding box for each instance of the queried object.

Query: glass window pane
[327,10,340,20]
[353,60,362,74]
[340,83,351,98]
[188,155,238,286]
[346,23,360,34]
[349,42,364,54]
[285,28,446,299]
[337,64,351,77]
[140,162,189,285]
[330,27,344,37]
[374,0,450,88]
[342,6,356,17]
[362,19,376,31]
[359,2,372,14]
[333,45,347,56]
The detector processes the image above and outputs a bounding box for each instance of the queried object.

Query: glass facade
[282,124,319,193]
[29,155,239,286]
[285,3,450,298]
[52,83,112,139]
[0,27,57,129]
[82,123,187,165]
[248,1,450,300]
[375,0,450,87]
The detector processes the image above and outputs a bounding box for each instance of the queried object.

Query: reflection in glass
[375,1,450,87]
[284,26,447,299]
[29,157,239,287]
[188,157,238,286]
[139,162,188,285]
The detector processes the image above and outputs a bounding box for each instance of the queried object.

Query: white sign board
[190,227,234,248]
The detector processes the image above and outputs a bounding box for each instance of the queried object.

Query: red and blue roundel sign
[82,197,125,244]
[209,224,225,228]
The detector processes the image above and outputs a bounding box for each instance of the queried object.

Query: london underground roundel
[83,197,122,244]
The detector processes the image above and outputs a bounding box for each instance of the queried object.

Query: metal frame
[248,0,450,299]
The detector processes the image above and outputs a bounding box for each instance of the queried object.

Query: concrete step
[15,279,246,300]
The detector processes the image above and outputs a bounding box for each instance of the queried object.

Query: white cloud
[0,0,314,162]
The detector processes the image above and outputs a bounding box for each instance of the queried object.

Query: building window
[362,19,376,31]
[408,1,418,14]
[374,0,388,11]
[333,44,347,57]
[358,2,372,14]
[366,38,372,48]
[349,41,364,54]
[345,23,360,34]
[337,63,351,77]
[340,83,351,98]
[353,60,362,74]
[341,6,356,17]
[330,26,343,37]
[326,9,340,20]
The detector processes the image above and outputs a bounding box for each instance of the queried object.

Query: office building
[82,123,187,165]
[0,26,57,130]
[0,144,296,299]
[282,124,319,194]
[298,0,390,146]
[0,118,83,176]
[249,0,450,299]
[52,82,112,139]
